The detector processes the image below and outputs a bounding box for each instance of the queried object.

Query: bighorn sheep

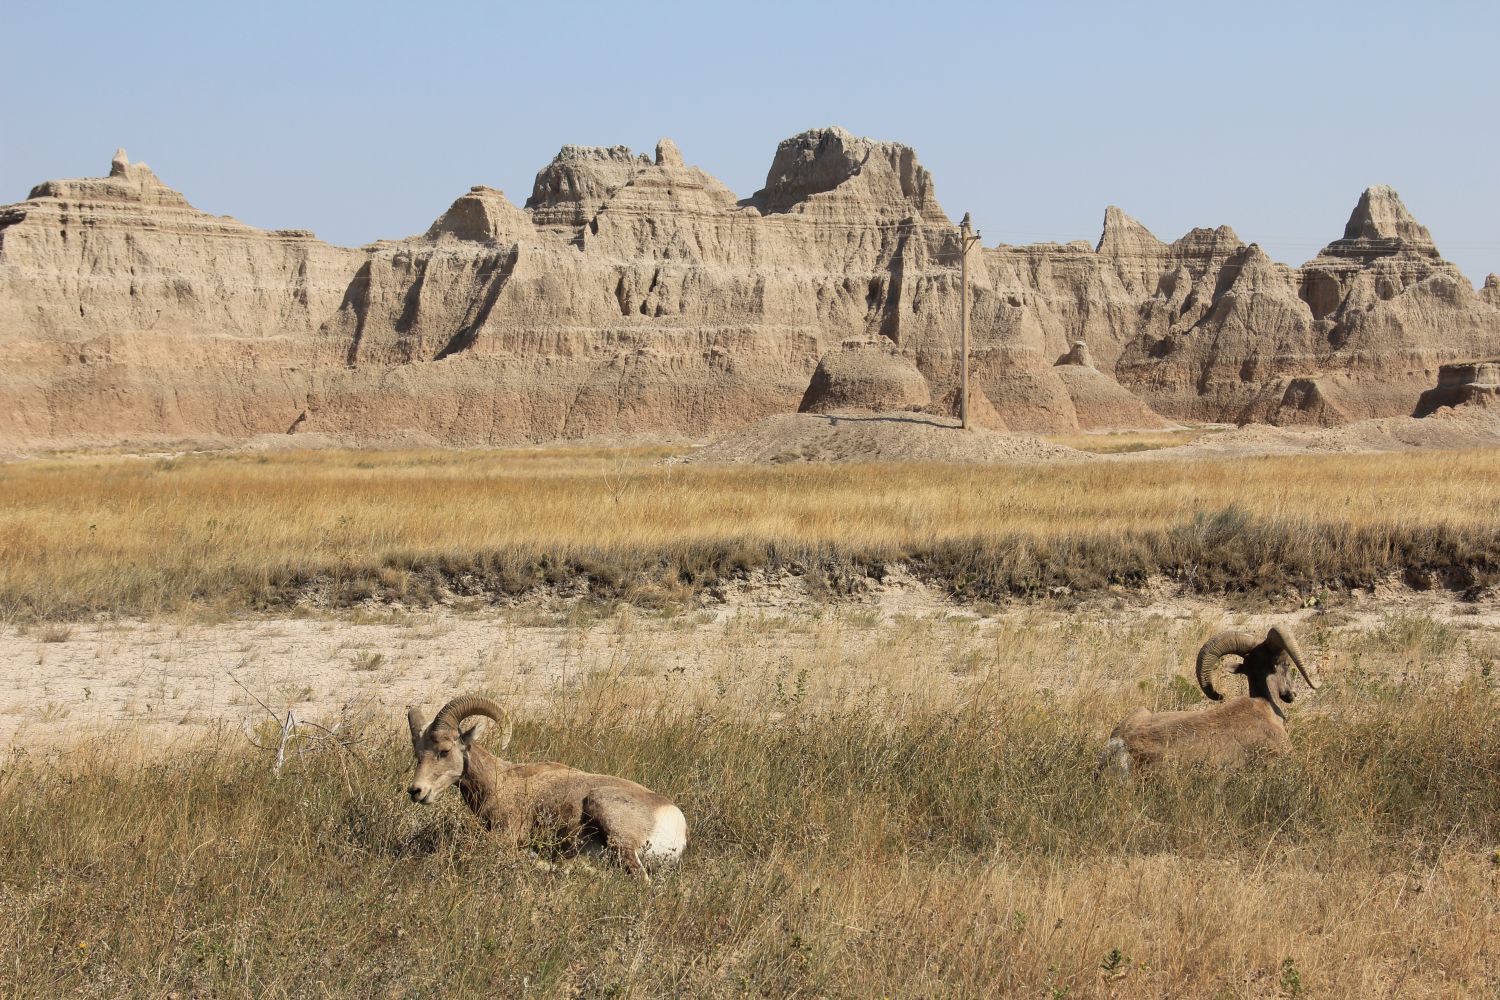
[1099,625,1318,774]
[405,694,687,878]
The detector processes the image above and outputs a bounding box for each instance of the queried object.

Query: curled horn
[1266,624,1317,691]
[429,694,513,751]
[406,706,428,747]
[1195,631,1260,701]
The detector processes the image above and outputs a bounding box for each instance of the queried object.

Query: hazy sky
[5,0,1497,282]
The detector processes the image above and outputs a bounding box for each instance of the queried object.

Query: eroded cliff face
[0,150,362,443]
[299,128,969,442]
[1109,186,1500,424]
[2,135,1496,447]
[1481,275,1500,308]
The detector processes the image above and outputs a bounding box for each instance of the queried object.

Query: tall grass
[3,667,1496,998]
[2,447,1498,619]
[2,441,1496,996]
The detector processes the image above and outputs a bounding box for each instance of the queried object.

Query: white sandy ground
[1,570,1495,754]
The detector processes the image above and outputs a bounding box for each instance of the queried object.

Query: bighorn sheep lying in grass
[406,694,687,879]
[1099,625,1318,774]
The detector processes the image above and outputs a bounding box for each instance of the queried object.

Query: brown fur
[1103,697,1290,771]
[406,708,684,879]
[1100,626,1316,774]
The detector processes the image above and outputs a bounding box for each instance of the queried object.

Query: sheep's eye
[437,749,449,759]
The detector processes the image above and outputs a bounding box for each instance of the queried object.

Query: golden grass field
[1,444,1498,619]
[1,444,1499,997]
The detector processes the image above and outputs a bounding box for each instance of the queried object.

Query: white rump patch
[641,805,688,862]
[1101,736,1131,775]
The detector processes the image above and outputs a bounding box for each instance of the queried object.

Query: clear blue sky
[4,0,1498,282]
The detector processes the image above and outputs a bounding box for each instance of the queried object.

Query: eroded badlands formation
[2,131,1497,447]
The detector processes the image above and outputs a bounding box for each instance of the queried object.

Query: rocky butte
[2,132,1497,447]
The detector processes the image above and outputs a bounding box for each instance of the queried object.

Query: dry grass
[1,612,1496,998]
[4,443,1497,996]
[35,623,73,643]
[1045,426,1225,453]
[2,445,1498,619]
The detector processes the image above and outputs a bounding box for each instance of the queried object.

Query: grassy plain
[2,445,1499,619]
[1,604,1497,998]
[1,445,1498,996]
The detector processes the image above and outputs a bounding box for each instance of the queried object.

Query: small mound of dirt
[1053,365,1171,431]
[969,358,1080,434]
[684,412,1088,465]
[1160,405,1500,458]
[926,380,1009,431]
[799,341,931,414]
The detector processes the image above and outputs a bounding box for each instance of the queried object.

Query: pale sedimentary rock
[0,149,360,444]
[1060,340,1094,368]
[2,134,1497,448]
[1415,361,1500,415]
[1054,365,1172,431]
[799,340,931,415]
[1480,274,1500,308]
[1113,187,1500,425]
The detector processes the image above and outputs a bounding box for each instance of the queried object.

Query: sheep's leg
[582,791,652,881]
[595,816,651,881]
[619,845,651,883]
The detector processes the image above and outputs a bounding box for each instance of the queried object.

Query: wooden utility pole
[958,213,982,430]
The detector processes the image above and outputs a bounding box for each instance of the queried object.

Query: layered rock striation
[1415,360,1500,415]
[1111,186,1500,425]
[2,134,1497,448]
[0,150,361,443]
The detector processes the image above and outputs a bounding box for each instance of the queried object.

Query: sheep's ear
[459,723,480,750]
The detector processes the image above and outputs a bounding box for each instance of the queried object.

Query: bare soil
[687,405,1500,465]
[5,577,1493,751]
[680,412,1086,464]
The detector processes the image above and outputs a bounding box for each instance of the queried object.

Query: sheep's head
[405,695,512,805]
[1196,625,1318,708]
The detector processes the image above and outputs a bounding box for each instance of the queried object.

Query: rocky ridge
[1112,186,1499,425]
[1,134,1497,448]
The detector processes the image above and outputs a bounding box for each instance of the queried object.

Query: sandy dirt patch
[3,576,1493,752]
[1155,404,1500,459]
[684,412,1085,464]
[685,405,1500,466]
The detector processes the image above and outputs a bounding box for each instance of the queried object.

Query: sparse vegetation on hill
[2,446,1498,619]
